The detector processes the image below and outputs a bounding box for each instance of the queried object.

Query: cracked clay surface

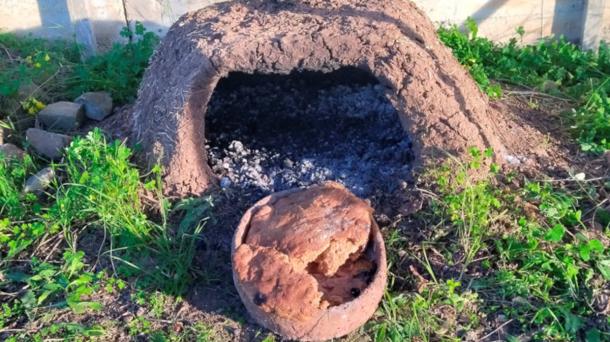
[130,0,526,197]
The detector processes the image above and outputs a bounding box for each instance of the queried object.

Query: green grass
[439,19,610,153]
[0,130,211,340]
[371,150,610,341]
[0,25,213,341]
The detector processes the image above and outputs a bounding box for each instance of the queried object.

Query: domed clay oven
[130,0,508,196]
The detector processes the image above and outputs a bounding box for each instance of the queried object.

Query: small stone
[283,158,294,168]
[38,101,85,132]
[0,143,25,161]
[26,128,72,160]
[220,177,232,188]
[504,154,522,166]
[24,167,55,194]
[229,140,244,154]
[75,92,113,121]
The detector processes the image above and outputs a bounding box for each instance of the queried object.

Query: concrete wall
[580,0,610,49]
[0,0,608,52]
[415,0,585,43]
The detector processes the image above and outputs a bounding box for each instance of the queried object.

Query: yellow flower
[34,99,45,110]
[20,97,46,115]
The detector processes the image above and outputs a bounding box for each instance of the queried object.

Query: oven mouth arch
[203,66,414,200]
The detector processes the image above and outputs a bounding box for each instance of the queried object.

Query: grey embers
[206,70,413,206]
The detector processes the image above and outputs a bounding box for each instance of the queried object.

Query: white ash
[205,71,413,201]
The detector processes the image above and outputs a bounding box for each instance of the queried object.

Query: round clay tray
[231,188,387,341]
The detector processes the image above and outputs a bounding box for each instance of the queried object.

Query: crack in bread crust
[234,183,376,320]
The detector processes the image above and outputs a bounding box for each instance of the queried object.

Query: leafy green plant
[7,251,101,317]
[68,22,159,103]
[475,180,610,340]
[0,153,37,220]
[439,19,610,153]
[52,129,149,246]
[1,128,208,339]
[377,148,610,340]
[372,280,480,342]
[431,148,502,271]
[49,129,207,294]
[0,32,79,117]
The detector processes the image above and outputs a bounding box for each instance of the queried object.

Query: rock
[26,128,72,160]
[24,167,55,194]
[75,92,113,121]
[0,143,25,161]
[38,101,85,132]
[220,176,232,188]
[283,158,294,168]
[229,140,245,155]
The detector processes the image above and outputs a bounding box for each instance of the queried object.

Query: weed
[52,128,149,245]
[371,281,481,342]
[373,149,609,340]
[0,33,80,117]
[146,322,217,342]
[8,251,101,315]
[4,322,104,341]
[473,180,610,340]
[68,23,160,103]
[0,153,37,220]
[1,128,209,339]
[129,316,154,336]
[431,148,502,272]
[104,276,126,294]
[0,22,158,136]
[50,129,207,294]
[439,19,610,153]
[260,334,277,342]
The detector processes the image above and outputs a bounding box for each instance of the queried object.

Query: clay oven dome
[131,0,507,196]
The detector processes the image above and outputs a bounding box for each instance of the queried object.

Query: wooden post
[67,0,97,58]
[581,0,607,50]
